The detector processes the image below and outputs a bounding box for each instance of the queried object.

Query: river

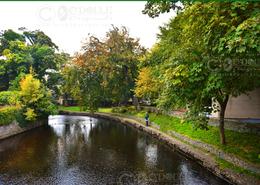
[0,115,230,185]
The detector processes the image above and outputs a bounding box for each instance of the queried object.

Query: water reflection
[145,144,158,166]
[0,115,229,185]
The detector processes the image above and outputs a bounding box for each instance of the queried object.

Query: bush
[0,74,58,126]
[111,106,137,114]
[19,74,57,121]
[112,106,128,113]
[0,91,20,106]
[0,106,20,126]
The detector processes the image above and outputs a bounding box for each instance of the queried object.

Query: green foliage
[0,73,57,125]
[0,28,65,125]
[23,29,58,49]
[216,158,260,179]
[8,72,26,90]
[142,0,185,18]
[0,39,32,91]
[133,111,260,164]
[141,2,260,144]
[19,73,57,122]
[104,26,145,103]
[135,67,160,103]
[20,73,43,105]
[111,106,137,114]
[63,63,103,113]
[23,108,37,121]
[63,26,145,111]
[0,28,69,92]
[0,91,20,106]
[146,113,260,164]
[0,29,25,53]
[0,106,20,126]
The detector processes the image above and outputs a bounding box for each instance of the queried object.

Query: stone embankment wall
[0,120,47,140]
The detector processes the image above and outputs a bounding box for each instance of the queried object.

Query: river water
[0,115,230,185]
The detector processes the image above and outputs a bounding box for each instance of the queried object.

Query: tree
[0,29,69,93]
[142,0,189,18]
[0,40,32,90]
[39,51,70,98]
[62,52,104,112]
[144,2,260,144]
[0,29,25,53]
[104,26,145,103]
[135,67,160,103]
[134,44,164,105]
[22,29,58,49]
[63,26,145,111]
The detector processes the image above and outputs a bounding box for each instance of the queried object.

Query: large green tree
[104,26,145,103]
[142,1,260,144]
[0,40,32,90]
[63,26,145,111]
[0,29,69,95]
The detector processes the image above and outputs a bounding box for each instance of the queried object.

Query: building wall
[224,88,260,119]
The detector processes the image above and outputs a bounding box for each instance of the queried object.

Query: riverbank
[59,110,260,185]
[0,119,47,140]
[60,106,260,165]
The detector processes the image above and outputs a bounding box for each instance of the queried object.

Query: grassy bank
[59,106,260,166]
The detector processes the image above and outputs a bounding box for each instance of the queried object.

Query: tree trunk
[218,95,229,145]
[133,96,140,111]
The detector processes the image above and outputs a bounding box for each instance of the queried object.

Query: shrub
[0,73,58,126]
[23,108,37,121]
[0,106,20,126]
[111,106,137,114]
[111,106,128,113]
[19,74,57,122]
[0,91,20,106]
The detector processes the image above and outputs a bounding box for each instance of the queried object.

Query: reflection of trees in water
[50,117,99,167]
[0,126,59,175]
[0,116,229,185]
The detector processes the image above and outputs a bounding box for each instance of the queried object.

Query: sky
[0,1,176,55]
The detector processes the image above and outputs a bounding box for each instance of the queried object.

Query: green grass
[216,157,260,179]
[59,106,81,112]
[98,107,113,113]
[59,106,260,165]
[143,113,260,165]
[59,106,112,113]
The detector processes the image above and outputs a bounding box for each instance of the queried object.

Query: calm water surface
[0,115,230,185]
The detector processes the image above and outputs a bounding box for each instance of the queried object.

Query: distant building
[212,88,260,119]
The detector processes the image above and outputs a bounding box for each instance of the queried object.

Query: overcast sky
[0,1,176,55]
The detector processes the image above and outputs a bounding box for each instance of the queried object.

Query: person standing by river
[145,112,149,126]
